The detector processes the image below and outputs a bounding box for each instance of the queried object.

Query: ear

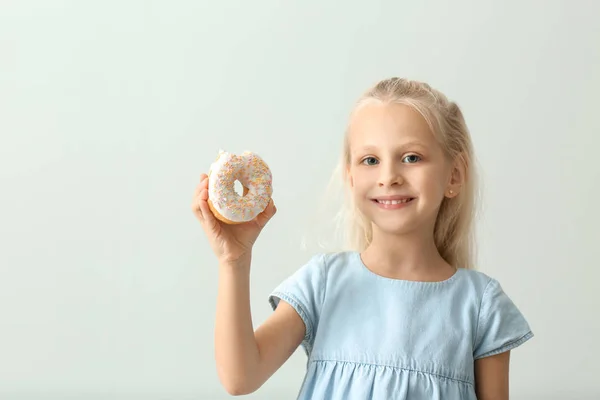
[445,155,466,198]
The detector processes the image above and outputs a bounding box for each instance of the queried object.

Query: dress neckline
[352,251,462,285]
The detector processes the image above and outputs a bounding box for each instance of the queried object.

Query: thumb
[255,199,277,228]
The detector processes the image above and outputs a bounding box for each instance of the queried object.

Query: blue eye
[403,154,421,163]
[361,157,379,166]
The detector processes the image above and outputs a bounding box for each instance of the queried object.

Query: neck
[361,223,455,281]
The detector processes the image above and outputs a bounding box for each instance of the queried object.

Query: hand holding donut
[192,151,276,264]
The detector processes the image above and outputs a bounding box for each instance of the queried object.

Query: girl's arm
[215,257,305,396]
[474,351,510,400]
[192,173,304,395]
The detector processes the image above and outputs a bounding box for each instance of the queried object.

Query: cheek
[413,167,447,195]
[350,169,372,191]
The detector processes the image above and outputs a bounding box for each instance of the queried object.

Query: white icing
[208,150,273,222]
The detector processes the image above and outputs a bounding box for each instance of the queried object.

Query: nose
[377,161,403,187]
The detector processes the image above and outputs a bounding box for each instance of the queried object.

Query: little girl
[192,78,533,399]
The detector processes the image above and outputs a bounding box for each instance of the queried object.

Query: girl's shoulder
[456,267,498,291]
[290,251,361,277]
[455,268,518,303]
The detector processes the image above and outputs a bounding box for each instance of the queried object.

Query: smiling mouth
[374,198,414,205]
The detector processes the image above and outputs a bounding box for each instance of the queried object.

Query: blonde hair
[325,77,480,270]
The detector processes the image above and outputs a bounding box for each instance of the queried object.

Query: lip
[372,195,414,201]
[371,195,416,210]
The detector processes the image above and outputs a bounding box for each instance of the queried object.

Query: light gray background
[1,1,599,399]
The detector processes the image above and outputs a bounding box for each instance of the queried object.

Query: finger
[256,199,276,228]
[192,174,209,214]
[198,189,218,230]
[191,192,204,221]
[194,174,209,197]
[200,186,208,200]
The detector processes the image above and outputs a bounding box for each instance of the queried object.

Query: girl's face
[346,102,461,238]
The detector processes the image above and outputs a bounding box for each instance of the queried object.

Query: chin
[370,217,419,236]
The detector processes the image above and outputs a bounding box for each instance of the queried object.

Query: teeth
[378,199,411,204]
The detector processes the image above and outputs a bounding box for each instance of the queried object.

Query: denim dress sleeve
[473,278,534,359]
[268,253,326,355]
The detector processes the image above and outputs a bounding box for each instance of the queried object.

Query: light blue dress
[269,251,533,400]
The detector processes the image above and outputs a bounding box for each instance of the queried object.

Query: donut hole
[234,180,245,196]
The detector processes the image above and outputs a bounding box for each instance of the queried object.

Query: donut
[207,150,273,224]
